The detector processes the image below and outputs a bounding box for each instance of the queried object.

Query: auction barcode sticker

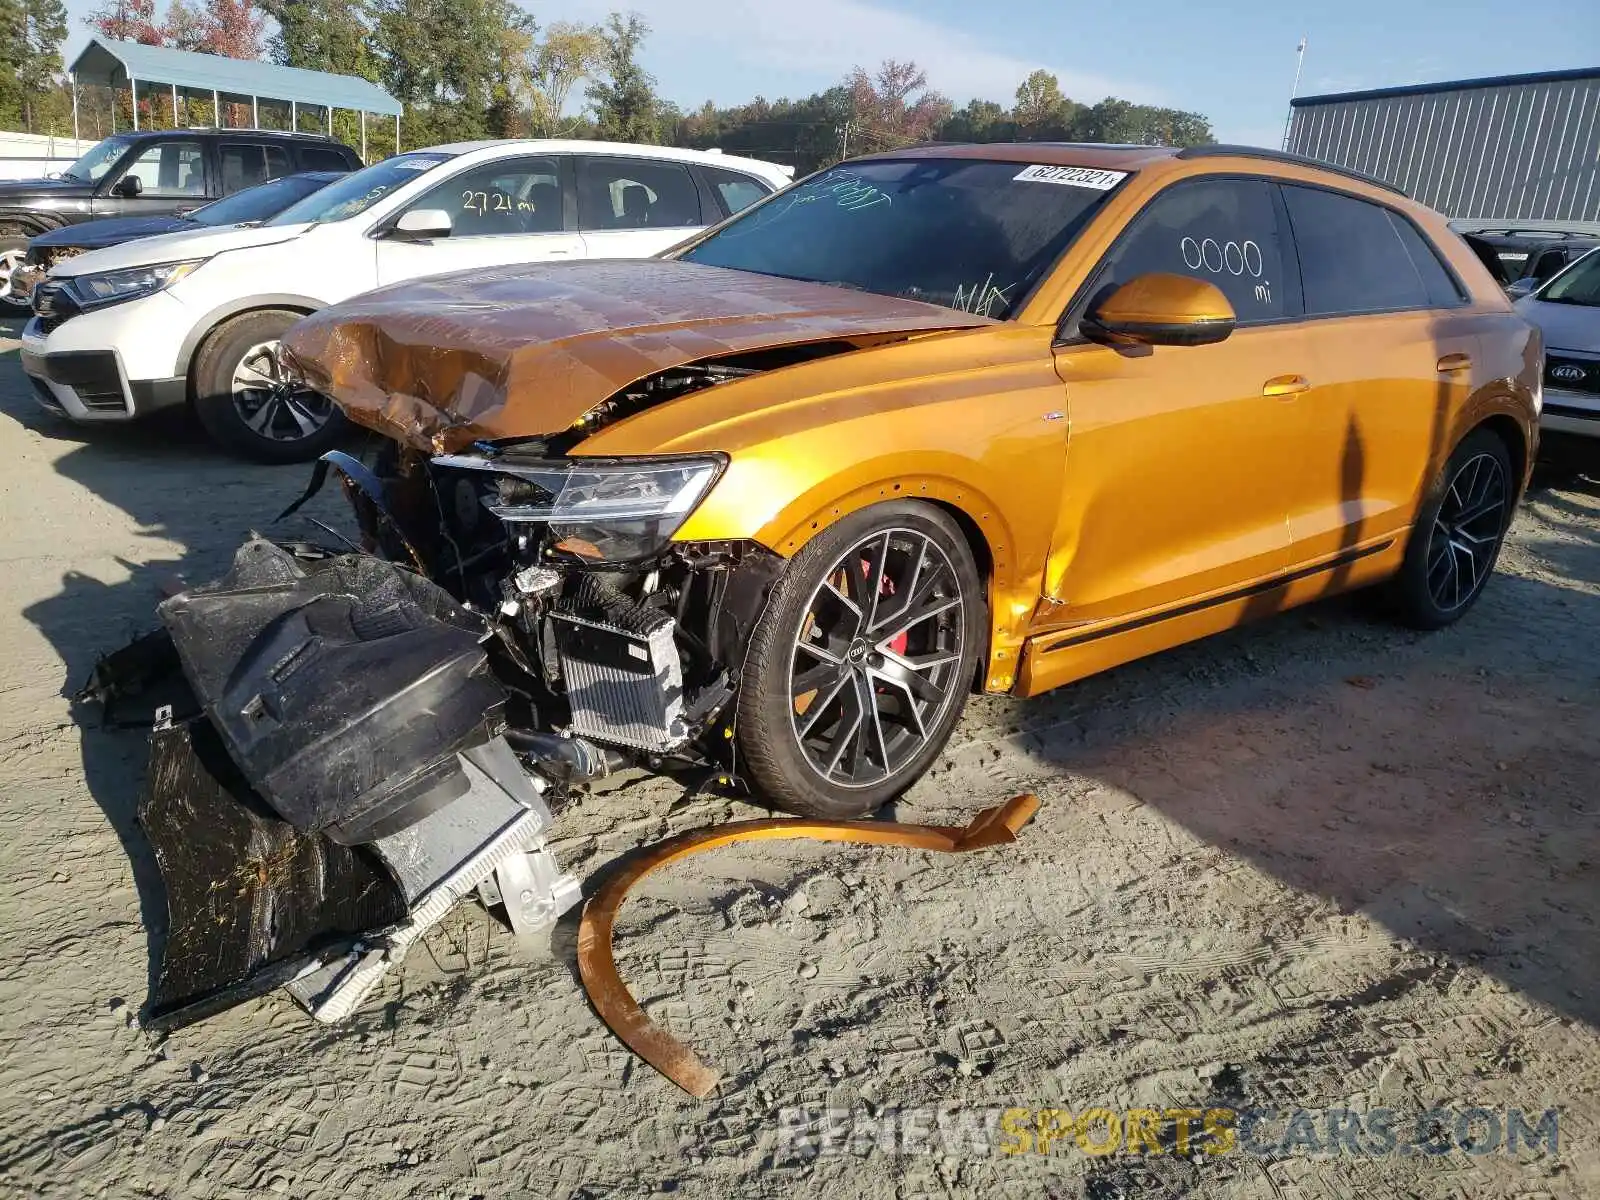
[1014,164,1128,190]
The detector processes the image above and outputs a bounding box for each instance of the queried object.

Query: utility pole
[1281,36,1307,150]
[839,120,851,160]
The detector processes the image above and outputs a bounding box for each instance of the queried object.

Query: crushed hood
[281,259,995,451]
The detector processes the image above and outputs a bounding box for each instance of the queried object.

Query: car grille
[1546,355,1600,396]
[31,280,78,335]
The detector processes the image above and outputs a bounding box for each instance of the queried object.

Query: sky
[59,0,1600,147]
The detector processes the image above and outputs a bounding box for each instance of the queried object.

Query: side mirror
[1081,272,1236,348]
[391,208,452,240]
[112,174,143,198]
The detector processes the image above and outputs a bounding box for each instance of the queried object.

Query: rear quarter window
[298,145,359,173]
[1386,212,1468,307]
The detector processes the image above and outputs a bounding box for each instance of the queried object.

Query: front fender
[577,325,1071,692]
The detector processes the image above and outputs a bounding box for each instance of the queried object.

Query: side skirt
[1015,537,1403,698]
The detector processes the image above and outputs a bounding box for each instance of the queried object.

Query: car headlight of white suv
[63,259,205,311]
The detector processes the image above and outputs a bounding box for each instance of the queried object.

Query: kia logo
[1551,364,1587,383]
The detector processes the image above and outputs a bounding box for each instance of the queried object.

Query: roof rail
[166,125,337,139]
[1175,144,1408,198]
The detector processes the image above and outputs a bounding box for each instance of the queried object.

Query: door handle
[1437,352,1472,372]
[1262,374,1310,397]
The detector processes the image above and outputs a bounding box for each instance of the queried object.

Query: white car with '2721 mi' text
[20,139,791,461]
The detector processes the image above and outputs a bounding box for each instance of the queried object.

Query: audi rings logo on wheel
[1180,236,1265,278]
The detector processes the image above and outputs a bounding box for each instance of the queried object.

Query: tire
[192,309,346,463]
[0,235,32,312]
[1389,426,1515,630]
[736,501,986,818]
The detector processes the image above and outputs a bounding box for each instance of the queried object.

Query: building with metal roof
[67,37,402,160]
[1285,66,1600,228]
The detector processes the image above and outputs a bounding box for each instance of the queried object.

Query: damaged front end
[85,261,994,1028]
[87,440,783,1030]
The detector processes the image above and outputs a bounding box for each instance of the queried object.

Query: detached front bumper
[86,538,584,1029]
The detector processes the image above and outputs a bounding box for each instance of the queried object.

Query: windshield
[1541,249,1600,307]
[266,153,457,226]
[61,136,133,183]
[190,174,336,226]
[680,158,1126,318]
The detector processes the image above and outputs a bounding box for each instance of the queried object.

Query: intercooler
[552,580,688,754]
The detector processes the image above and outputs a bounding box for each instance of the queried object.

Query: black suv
[1466,227,1600,296]
[0,128,362,308]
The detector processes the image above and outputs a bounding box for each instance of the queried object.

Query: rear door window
[1086,178,1292,325]
[577,157,702,230]
[1281,185,1431,315]
[220,143,295,194]
[704,165,773,216]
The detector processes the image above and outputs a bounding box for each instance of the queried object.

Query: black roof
[1292,66,1600,108]
[1176,144,1408,198]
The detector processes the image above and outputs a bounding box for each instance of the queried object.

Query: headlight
[64,259,204,310]
[432,453,724,563]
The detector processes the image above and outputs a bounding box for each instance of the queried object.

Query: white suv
[20,139,790,460]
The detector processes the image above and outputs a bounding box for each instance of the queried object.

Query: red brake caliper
[862,558,908,656]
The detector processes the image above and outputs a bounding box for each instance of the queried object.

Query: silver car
[1516,247,1600,439]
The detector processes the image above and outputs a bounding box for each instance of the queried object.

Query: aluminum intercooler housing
[551,579,688,754]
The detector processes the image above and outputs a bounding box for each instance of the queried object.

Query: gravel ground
[0,312,1596,1200]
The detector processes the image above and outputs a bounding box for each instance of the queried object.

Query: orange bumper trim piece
[576,793,1041,1096]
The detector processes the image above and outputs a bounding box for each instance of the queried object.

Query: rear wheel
[0,236,31,311]
[736,501,985,818]
[192,309,345,463]
[1389,427,1515,629]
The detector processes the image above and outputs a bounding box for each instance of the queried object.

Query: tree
[373,0,533,146]
[586,11,659,143]
[528,21,606,136]
[162,0,205,49]
[4,0,68,132]
[259,0,376,79]
[1011,69,1079,140]
[939,97,1011,144]
[844,60,950,152]
[195,0,263,57]
[1071,97,1213,146]
[84,0,163,44]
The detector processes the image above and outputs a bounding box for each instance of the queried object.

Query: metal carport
[67,37,403,161]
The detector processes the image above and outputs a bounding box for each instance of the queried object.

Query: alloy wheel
[0,249,30,310]
[789,528,966,788]
[1426,451,1508,613]
[231,339,334,443]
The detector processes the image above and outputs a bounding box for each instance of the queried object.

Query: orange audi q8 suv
[247,143,1541,825]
